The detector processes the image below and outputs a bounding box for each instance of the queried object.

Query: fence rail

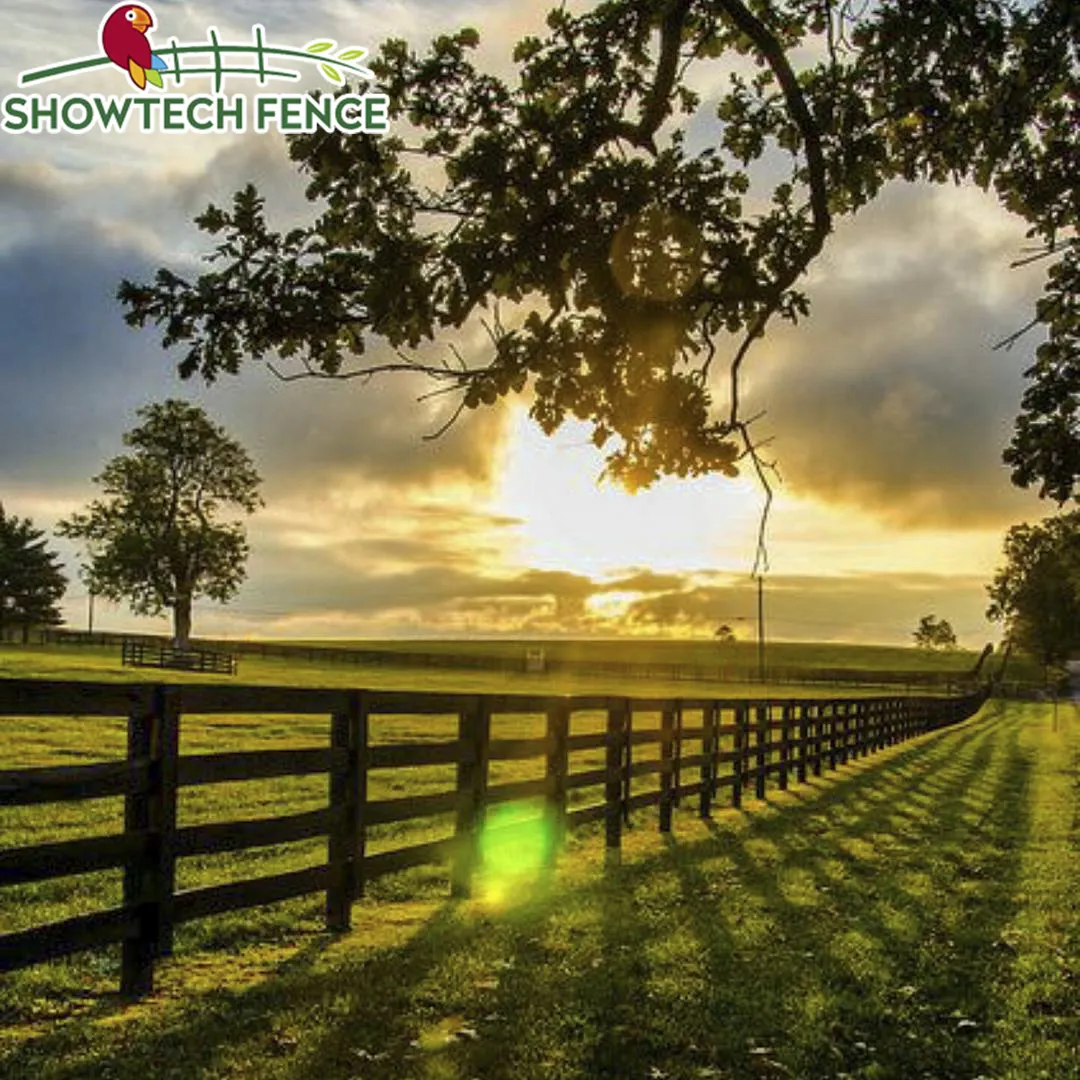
[0,677,988,997]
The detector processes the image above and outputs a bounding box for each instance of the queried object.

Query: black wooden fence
[0,678,987,998]
[120,639,238,675]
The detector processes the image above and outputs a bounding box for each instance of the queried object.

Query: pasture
[297,636,989,673]
[0,640,969,699]
[0,643,1076,1079]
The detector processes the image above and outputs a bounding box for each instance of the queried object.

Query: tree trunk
[173,594,192,650]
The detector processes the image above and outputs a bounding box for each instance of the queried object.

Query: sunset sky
[0,0,1054,646]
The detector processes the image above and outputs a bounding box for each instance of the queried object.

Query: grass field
[300,636,990,669]
[1,677,1077,1079]
[0,641,968,699]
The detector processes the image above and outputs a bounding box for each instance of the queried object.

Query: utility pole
[88,592,95,636]
[756,574,766,683]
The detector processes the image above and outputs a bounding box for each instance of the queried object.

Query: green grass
[280,636,994,673]
[1,696,1077,1080]
[0,642,949,698]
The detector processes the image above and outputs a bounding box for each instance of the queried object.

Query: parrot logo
[100,4,168,90]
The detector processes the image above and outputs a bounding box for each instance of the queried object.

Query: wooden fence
[0,678,988,998]
[120,639,238,676]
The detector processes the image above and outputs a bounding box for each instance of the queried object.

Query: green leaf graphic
[337,48,366,61]
[320,63,343,83]
[145,68,163,88]
[305,40,335,54]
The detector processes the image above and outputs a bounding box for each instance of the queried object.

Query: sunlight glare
[493,408,765,577]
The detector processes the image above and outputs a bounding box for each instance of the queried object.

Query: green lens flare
[476,800,555,904]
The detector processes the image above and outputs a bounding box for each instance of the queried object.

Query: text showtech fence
[3,19,389,135]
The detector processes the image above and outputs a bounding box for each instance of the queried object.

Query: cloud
[601,569,689,594]
[161,563,998,646]
[0,161,63,212]
[743,182,1049,529]
[0,214,511,500]
[624,571,996,645]
[0,223,174,487]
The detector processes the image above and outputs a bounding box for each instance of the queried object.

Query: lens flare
[476,800,556,907]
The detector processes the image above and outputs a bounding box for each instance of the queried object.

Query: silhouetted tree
[912,614,957,651]
[57,400,263,649]
[986,511,1080,677]
[121,0,1078,520]
[0,505,67,643]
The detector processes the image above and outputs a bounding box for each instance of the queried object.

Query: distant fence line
[0,676,988,998]
[40,628,978,691]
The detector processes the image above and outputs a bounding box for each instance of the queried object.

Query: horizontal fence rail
[0,677,988,997]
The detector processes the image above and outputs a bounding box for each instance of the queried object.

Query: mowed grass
[281,636,1001,674]
[1,695,1077,1080]
[0,641,949,698]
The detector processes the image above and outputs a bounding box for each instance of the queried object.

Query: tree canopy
[0,505,67,643]
[119,0,1079,550]
[56,400,263,648]
[912,613,957,651]
[986,510,1080,671]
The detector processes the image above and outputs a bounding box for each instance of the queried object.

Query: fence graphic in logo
[2,3,389,135]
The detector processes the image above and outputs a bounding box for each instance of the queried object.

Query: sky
[0,0,1056,647]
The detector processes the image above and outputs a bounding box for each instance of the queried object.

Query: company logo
[2,3,389,135]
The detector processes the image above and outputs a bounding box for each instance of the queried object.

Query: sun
[491,406,767,579]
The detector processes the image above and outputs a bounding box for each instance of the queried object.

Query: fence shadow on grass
[689,713,1031,1078]
[0,709,1035,1080]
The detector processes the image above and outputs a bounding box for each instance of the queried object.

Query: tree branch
[265,357,484,383]
[712,0,832,431]
[634,0,695,144]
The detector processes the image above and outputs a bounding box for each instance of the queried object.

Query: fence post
[121,685,177,997]
[355,694,370,899]
[327,690,365,929]
[155,687,179,958]
[839,703,850,766]
[452,697,490,898]
[605,701,628,861]
[732,705,746,807]
[755,705,767,800]
[779,705,791,791]
[672,704,683,808]
[659,705,676,833]
[828,704,839,770]
[621,700,633,827]
[797,704,808,784]
[699,703,716,818]
[813,704,824,777]
[545,702,570,860]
